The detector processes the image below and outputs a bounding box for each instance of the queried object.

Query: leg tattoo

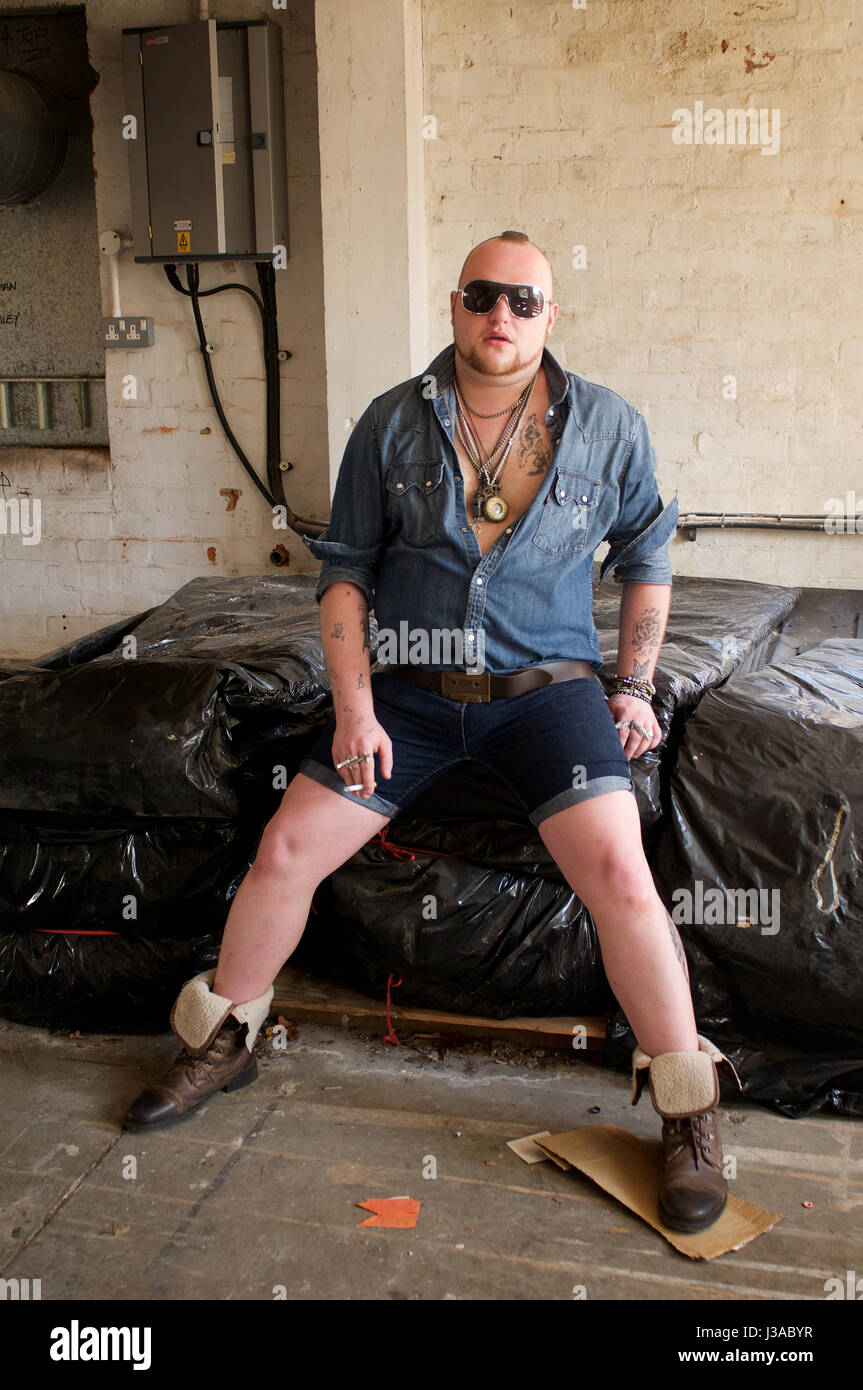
[665,909,690,983]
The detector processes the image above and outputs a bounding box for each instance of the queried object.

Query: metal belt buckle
[440,669,491,702]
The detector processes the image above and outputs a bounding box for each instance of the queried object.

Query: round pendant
[482,494,509,522]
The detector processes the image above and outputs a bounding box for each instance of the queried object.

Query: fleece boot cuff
[630,1034,742,1114]
[170,969,274,1055]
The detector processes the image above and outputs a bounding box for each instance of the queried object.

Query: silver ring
[614,718,650,741]
[335,756,359,769]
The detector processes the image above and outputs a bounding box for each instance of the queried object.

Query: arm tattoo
[631,607,661,653]
[330,621,345,641]
[517,415,552,477]
[356,673,365,688]
[665,911,690,983]
[631,655,652,678]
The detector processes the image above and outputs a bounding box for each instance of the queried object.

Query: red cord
[33,929,121,936]
[383,972,402,1045]
[375,829,416,860]
[374,828,461,861]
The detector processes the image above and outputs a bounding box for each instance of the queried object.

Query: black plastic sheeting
[302,818,615,1018]
[0,815,242,934]
[595,574,800,839]
[0,575,335,820]
[0,576,338,1029]
[593,574,799,714]
[0,931,221,1032]
[5,567,851,1121]
[607,638,863,1116]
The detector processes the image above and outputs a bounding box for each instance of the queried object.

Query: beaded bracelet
[608,674,656,703]
[610,674,655,695]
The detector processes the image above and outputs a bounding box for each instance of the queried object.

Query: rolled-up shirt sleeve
[598,411,679,585]
[299,404,387,606]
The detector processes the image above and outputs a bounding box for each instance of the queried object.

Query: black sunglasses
[459,279,545,318]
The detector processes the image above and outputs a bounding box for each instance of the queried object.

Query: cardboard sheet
[530,1124,781,1260]
[506,1131,571,1169]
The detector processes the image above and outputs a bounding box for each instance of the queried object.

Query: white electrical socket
[102,317,154,349]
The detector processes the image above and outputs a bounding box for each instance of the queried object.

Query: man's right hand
[332,717,393,800]
[319,583,388,800]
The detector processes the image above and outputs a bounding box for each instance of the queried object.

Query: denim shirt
[300,344,678,674]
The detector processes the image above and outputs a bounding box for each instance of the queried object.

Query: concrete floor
[1,1016,860,1302]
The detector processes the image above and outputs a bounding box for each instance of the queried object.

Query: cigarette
[346,783,365,792]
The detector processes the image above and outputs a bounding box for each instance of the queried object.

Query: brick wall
[2,0,859,661]
[0,0,326,657]
[422,0,862,588]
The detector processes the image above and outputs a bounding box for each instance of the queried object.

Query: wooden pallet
[271,963,608,1051]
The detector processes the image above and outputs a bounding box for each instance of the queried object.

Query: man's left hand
[607,692,663,760]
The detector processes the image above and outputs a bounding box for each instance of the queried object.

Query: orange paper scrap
[356,1196,420,1229]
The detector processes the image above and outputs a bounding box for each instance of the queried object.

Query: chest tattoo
[517,414,552,476]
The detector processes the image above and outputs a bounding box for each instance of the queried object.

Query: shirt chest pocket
[385,460,447,547]
[532,468,602,556]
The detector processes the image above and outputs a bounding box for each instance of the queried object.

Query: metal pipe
[73,380,89,429]
[677,513,859,539]
[35,381,51,430]
[109,253,121,319]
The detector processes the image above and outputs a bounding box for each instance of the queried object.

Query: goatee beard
[456,339,544,378]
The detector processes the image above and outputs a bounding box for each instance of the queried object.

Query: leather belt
[381,659,598,702]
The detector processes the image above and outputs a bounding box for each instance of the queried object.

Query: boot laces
[178,1022,244,1083]
[666,1112,718,1171]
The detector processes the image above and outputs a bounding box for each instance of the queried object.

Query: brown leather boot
[123,969,274,1132]
[631,1034,742,1233]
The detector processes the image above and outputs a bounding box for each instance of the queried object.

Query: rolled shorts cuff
[528,774,635,827]
[296,754,400,818]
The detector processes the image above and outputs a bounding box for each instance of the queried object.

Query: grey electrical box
[122,18,289,261]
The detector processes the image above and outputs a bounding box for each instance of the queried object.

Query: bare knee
[586,846,658,917]
[251,819,321,884]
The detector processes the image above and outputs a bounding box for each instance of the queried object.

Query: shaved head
[450,229,559,385]
[457,230,554,297]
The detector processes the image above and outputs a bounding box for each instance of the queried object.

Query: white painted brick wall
[2,0,859,662]
[423,0,863,590]
[0,0,328,658]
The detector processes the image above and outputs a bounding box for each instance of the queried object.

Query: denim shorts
[296,670,634,827]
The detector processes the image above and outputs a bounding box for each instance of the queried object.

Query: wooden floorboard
[271,963,608,1050]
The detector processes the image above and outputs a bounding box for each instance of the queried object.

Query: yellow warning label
[176,231,190,254]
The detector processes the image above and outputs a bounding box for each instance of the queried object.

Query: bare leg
[212,773,391,1002]
[539,790,698,1057]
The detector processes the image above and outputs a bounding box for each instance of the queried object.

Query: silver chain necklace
[453,373,538,523]
[461,382,532,419]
